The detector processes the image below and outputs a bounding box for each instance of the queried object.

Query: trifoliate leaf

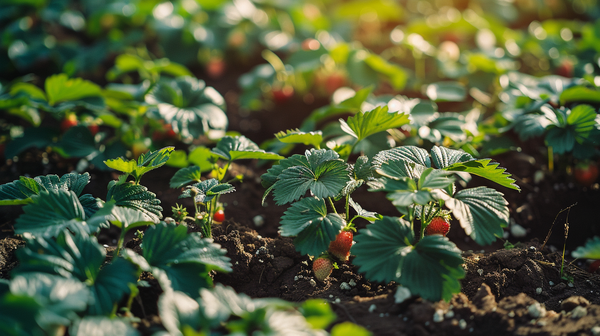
[340,106,409,142]
[443,186,509,245]
[400,235,464,301]
[212,135,284,161]
[170,166,203,188]
[280,197,346,256]
[104,147,175,183]
[572,236,600,259]
[352,216,414,282]
[106,183,162,222]
[273,160,349,205]
[45,74,102,106]
[179,179,234,203]
[275,129,323,148]
[145,77,227,138]
[126,222,231,297]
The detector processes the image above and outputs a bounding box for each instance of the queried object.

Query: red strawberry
[589,260,600,273]
[328,231,353,261]
[574,161,599,187]
[425,217,451,236]
[312,256,333,282]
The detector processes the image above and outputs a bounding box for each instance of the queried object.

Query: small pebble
[549,281,554,286]
[309,279,316,287]
[511,223,527,238]
[568,282,574,288]
[433,309,444,323]
[445,310,455,318]
[535,287,542,295]
[379,313,384,317]
[459,319,467,330]
[329,294,333,298]
[334,298,341,304]
[294,276,299,281]
[394,287,412,304]
[369,304,377,313]
[508,311,515,318]
[298,275,303,279]
[253,215,265,227]
[349,279,357,286]
[340,282,351,290]
[477,269,484,276]
[571,306,587,319]
[527,302,546,318]
[591,326,600,336]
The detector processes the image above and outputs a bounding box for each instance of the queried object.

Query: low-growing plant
[261,105,520,301]
[169,135,283,237]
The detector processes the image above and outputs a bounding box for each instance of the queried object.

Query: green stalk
[112,229,127,262]
[328,197,338,215]
[345,194,350,222]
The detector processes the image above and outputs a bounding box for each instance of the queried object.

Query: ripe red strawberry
[328,231,353,261]
[312,256,333,282]
[425,217,451,236]
[574,161,599,187]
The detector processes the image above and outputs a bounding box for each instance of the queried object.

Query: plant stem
[345,194,350,222]
[112,230,126,262]
[328,198,338,215]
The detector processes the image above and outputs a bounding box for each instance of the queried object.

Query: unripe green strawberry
[328,231,353,261]
[425,217,450,236]
[312,256,333,282]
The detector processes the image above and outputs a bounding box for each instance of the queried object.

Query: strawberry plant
[262,104,520,301]
[170,135,283,237]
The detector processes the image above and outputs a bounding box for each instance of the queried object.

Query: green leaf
[275,129,323,148]
[55,126,97,158]
[560,86,600,105]
[12,231,139,316]
[87,258,140,315]
[300,299,336,330]
[107,206,155,233]
[430,146,473,169]
[364,53,407,90]
[179,179,235,203]
[567,104,597,144]
[146,77,227,138]
[9,274,89,330]
[0,293,43,336]
[349,197,379,222]
[443,186,509,245]
[157,291,201,335]
[261,154,308,189]
[377,159,427,180]
[104,147,175,182]
[165,150,189,168]
[187,146,218,172]
[347,49,380,88]
[425,82,467,102]
[0,177,40,205]
[280,198,346,256]
[70,317,140,336]
[372,146,431,170]
[212,135,283,161]
[170,166,204,188]
[340,106,410,142]
[418,168,456,190]
[126,222,231,297]
[45,74,102,106]
[444,159,520,191]
[572,236,600,259]
[400,235,464,301]
[106,183,162,222]
[272,150,350,205]
[352,216,414,282]
[35,172,91,196]
[14,190,87,238]
[331,322,372,336]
